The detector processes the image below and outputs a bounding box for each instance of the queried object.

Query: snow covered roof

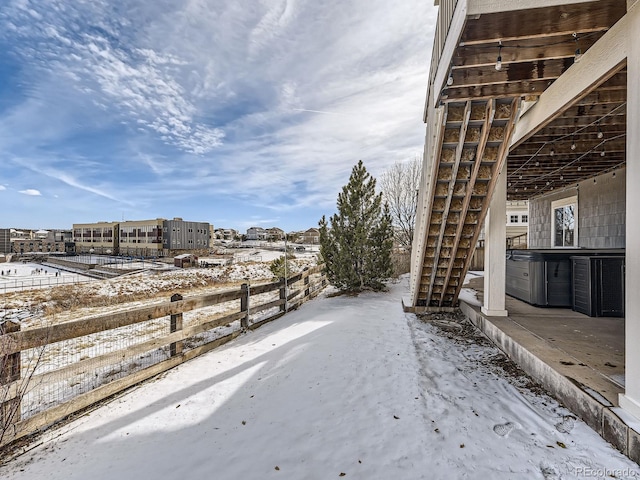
[174,253,196,259]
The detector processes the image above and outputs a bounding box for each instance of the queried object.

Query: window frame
[551,196,578,248]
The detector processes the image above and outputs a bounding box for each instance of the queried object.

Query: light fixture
[601,150,606,157]
[447,74,454,86]
[560,175,564,180]
[495,41,503,71]
[597,122,603,139]
[519,174,523,179]
[571,140,577,151]
[594,178,597,184]
[578,165,582,171]
[613,172,616,178]
[546,181,550,185]
[573,32,582,63]
[535,161,539,167]
[550,148,555,157]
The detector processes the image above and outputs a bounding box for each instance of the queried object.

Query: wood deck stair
[415,97,520,308]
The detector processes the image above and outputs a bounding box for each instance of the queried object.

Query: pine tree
[319,160,394,292]
[270,255,293,280]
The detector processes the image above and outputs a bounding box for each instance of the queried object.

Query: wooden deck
[411,0,627,309]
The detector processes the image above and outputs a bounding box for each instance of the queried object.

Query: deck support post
[481,163,508,317]
[620,0,640,420]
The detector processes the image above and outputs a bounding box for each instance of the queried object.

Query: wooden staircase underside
[415,97,520,308]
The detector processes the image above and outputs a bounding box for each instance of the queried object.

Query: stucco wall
[529,168,626,248]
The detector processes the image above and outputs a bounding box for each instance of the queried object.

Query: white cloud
[19,188,42,196]
[0,185,6,191]
[0,0,439,228]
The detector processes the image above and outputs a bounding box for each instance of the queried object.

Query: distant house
[246,227,267,241]
[506,200,528,235]
[215,228,239,241]
[266,227,285,241]
[10,229,29,240]
[301,228,320,244]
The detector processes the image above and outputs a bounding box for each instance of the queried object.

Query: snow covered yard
[1,277,639,479]
[0,262,93,294]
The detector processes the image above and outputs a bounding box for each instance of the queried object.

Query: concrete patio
[459,276,639,462]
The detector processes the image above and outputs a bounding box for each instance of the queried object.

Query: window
[551,196,577,247]
[510,215,519,223]
[521,215,528,223]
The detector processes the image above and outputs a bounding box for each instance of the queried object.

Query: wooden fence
[0,265,326,448]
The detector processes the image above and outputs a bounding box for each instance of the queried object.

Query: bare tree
[379,157,421,247]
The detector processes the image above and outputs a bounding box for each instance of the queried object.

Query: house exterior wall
[266,228,285,240]
[215,229,238,241]
[47,230,72,243]
[119,219,163,255]
[0,228,10,254]
[506,200,529,240]
[73,219,209,256]
[11,239,69,254]
[73,222,119,253]
[163,219,210,250]
[246,227,266,241]
[302,228,320,244]
[529,168,626,248]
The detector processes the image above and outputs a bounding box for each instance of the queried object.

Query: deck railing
[427,0,461,112]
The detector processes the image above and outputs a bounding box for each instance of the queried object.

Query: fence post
[169,293,183,357]
[1,319,22,438]
[279,277,287,312]
[303,267,310,298]
[241,283,250,328]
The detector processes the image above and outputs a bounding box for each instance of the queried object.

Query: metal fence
[1,265,326,448]
[1,276,93,295]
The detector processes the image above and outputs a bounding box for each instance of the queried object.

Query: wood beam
[453,97,521,303]
[443,79,550,102]
[452,33,605,67]
[461,1,625,46]
[511,9,630,148]
[450,57,574,88]
[438,100,494,306]
[426,101,472,303]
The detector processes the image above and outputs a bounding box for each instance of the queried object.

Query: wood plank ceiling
[416,0,627,308]
[442,0,627,201]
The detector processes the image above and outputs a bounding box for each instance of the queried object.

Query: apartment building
[73,218,209,256]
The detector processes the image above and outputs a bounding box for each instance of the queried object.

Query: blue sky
[0,0,437,233]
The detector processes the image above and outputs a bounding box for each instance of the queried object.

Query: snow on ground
[0,262,93,294]
[459,270,484,306]
[2,276,638,479]
[0,251,317,315]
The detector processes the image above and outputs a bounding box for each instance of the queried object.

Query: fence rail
[1,276,93,294]
[1,265,326,448]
